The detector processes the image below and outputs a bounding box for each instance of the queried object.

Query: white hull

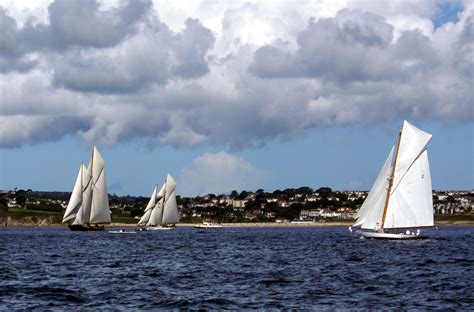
[146,226,174,231]
[357,230,428,240]
[194,223,223,229]
[109,230,136,234]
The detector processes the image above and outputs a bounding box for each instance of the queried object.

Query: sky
[0,0,473,197]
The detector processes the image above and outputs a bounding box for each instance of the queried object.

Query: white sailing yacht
[62,146,111,231]
[353,120,434,239]
[138,173,179,230]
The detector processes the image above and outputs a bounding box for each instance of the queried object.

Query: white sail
[63,165,83,223]
[89,146,111,224]
[383,150,434,229]
[73,164,91,225]
[138,209,152,226]
[161,173,179,225]
[80,162,93,224]
[138,186,157,225]
[147,183,165,226]
[354,146,394,230]
[392,121,432,192]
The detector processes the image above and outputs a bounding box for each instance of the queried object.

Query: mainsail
[90,146,110,224]
[353,146,394,230]
[63,146,111,226]
[354,120,433,231]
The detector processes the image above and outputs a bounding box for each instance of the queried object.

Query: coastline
[2,217,473,228]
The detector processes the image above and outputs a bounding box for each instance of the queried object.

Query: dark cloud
[249,9,439,83]
[0,8,37,72]
[46,0,151,48]
[51,18,214,93]
[0,115,90,148]
[0,0,151,73]
[0,0,214,90]
[170,18,215,78]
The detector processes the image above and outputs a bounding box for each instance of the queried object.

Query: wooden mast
[380,126,403,232]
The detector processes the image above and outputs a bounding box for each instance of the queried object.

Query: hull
[357,230,428,240]
[146,225,174,231]
[194,223,223,229]
[109,230,136,234]
[68,224,105,231]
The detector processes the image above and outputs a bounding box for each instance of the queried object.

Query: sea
[0,226,473,310]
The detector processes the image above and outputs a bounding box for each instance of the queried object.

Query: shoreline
[115,221,474,227]
[2,221,473,228]
[2,215,473,228]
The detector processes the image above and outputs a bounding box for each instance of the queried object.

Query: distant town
[1,187,473,224]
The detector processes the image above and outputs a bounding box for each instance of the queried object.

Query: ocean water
[0,226,473,310]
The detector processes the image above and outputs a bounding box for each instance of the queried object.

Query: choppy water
[0,226,473,310]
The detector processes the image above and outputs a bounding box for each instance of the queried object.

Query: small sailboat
[353,120,434,239]
[138,173,179,230]
[62,146,111,231]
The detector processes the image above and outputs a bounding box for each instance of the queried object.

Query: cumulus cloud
[50,17,214,93]
[179,152,262,196]
[0,0,472,149]
[249,9,435,82]
[0,0,152,73]
[250,7,473,124]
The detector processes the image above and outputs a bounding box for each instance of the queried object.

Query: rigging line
[93,167,105,188]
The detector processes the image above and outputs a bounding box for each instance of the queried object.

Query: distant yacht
[353,120,434,239]
[138,173,179,230]
[62,146,111,231]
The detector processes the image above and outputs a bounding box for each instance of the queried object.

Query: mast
[160,177,167,226]
[380,126,402,231]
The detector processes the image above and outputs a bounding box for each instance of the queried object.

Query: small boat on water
[109,229,137,234]
[62,146,111,231]
[352,120,434,240]
[137,173,179,231]
[194,222,223,229]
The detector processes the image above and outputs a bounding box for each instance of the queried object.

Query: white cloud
[0,0,472,149]
[179,151,262,196]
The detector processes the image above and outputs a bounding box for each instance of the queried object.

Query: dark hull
[68,224,105,231]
